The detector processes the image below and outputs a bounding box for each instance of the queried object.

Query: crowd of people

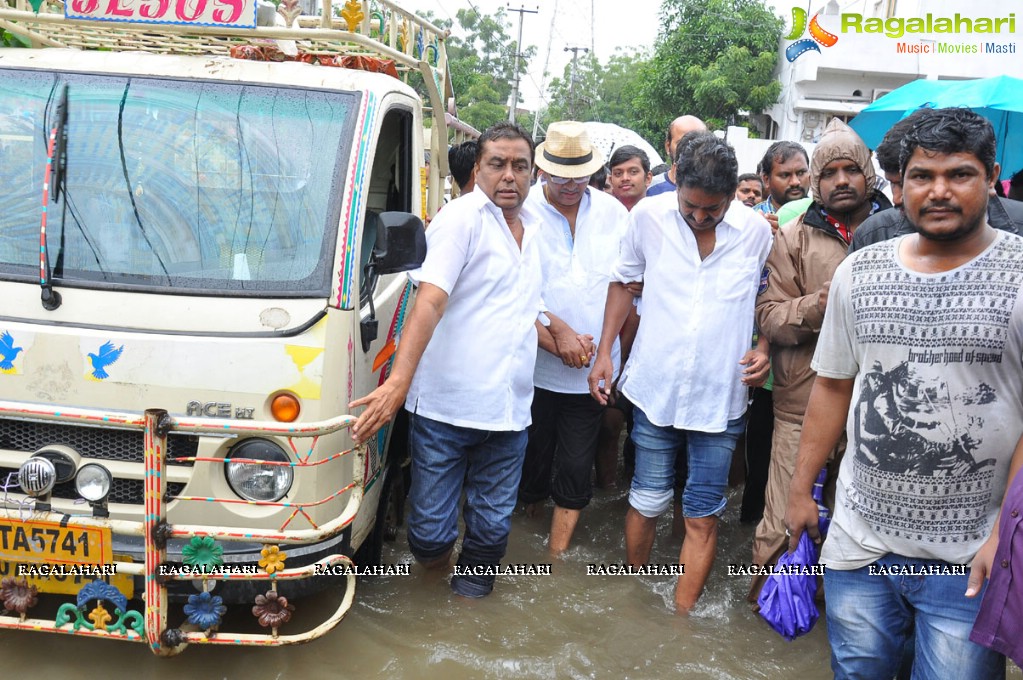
[350,107,1023,678]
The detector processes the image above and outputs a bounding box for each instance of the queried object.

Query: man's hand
[739,348,770,387]
[783,490,822,553]
[624,281,644,297]
[966,532,999,597]
[764,212,780,235]
[349,380,407,444]
[587,353,615,406]
[551,325,593,369]
[817,281,831,315]
[348,282,447,445]
[577,334,597,367]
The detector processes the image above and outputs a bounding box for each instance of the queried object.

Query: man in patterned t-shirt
[784,108,1022,679]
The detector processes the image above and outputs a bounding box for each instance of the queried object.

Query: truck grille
[0,417,199,464]
[0,466,185,505]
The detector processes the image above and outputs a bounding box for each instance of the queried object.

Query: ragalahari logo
[785,7,839,62]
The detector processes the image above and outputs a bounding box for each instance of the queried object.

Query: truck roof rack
[0,0,477,214]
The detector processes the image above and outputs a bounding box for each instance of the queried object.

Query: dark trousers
[519,388,604,510]
[740,387,773,523]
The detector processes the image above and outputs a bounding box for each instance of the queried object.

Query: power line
[463,0,484,23]
[532,0,558,138]
[430,0,454,21]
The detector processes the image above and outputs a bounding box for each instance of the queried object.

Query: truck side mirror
[370,211,426,275]
[360,212,427,352]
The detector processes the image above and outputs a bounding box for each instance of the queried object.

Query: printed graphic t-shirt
[814,232,1023,569]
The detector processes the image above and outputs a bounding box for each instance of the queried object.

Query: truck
[0,0,474,655]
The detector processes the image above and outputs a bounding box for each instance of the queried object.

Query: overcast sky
[400,0,803,113]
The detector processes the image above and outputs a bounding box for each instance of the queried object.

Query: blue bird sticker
[0,332,24,372]
[88,341,124,380]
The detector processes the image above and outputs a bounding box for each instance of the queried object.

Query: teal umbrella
[849,75,1023,180]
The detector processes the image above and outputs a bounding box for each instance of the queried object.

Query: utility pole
[564,46,589,119]
[507,3,538,123]
[590,0,595,55]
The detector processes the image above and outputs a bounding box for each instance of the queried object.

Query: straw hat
[535,121,606,178]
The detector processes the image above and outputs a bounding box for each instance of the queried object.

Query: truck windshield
[0,68,356,296]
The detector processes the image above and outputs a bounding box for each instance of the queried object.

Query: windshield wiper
[40,83,68,311]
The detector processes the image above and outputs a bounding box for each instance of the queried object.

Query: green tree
[427,8,536,132]
[542,48,650,128]
[636,0,783,137]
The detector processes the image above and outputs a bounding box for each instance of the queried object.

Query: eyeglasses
[548,175,591,185]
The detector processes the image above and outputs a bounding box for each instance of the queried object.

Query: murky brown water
[2,483,1019,679]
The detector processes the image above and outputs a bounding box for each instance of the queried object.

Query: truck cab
[0,0,466,654]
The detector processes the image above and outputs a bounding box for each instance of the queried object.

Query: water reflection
[1,486,1018,679]
[350,486,833,679]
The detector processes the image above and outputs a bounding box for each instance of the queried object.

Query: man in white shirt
[589,131,772,613]
[519,121,630,555]
[350,122,542,598]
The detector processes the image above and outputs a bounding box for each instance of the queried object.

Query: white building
[758,0,1017,144]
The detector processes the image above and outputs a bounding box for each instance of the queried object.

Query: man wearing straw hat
[519,121,630,555]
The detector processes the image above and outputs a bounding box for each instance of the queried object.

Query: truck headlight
[18,457,56,497]
[225,439,293,502]
[75,464,112,503]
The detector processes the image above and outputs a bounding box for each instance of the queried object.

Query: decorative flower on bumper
[259,545,287,575]
[185,591,227,630]
[252,590,295,628]
[182,536,225,569]
[0,577,37,614]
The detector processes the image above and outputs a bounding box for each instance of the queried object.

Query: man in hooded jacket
[748,120,892,600]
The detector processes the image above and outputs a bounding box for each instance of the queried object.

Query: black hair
[875,109,929,174]
[448,140,478,191]
[589,165,610,190]
[476,122,536,165]
[899,108,997,178]
[650,163,669,176]
[758,141,809,177]
[737,172,763,188]
[609,145,651,173]
[1009,169,1023,201]
[675,131,739,196]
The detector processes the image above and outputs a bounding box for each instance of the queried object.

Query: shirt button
[1002,560,1010,568]
[1012,510,1020,518]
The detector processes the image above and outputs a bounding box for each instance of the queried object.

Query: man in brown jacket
[748,119,891,599]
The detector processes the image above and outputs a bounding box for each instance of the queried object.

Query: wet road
[3,484,1020,679]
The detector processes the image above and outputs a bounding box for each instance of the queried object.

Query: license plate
[0,518,134,598]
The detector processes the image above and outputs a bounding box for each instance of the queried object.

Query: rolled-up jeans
[628,406,744,518]
[406,411,527,598]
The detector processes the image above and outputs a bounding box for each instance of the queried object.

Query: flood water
[2,482,1021,679]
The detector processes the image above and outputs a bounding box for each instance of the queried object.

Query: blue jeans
[406,411,527,598]
[824,554,1005,680]
[628,407,744,518]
